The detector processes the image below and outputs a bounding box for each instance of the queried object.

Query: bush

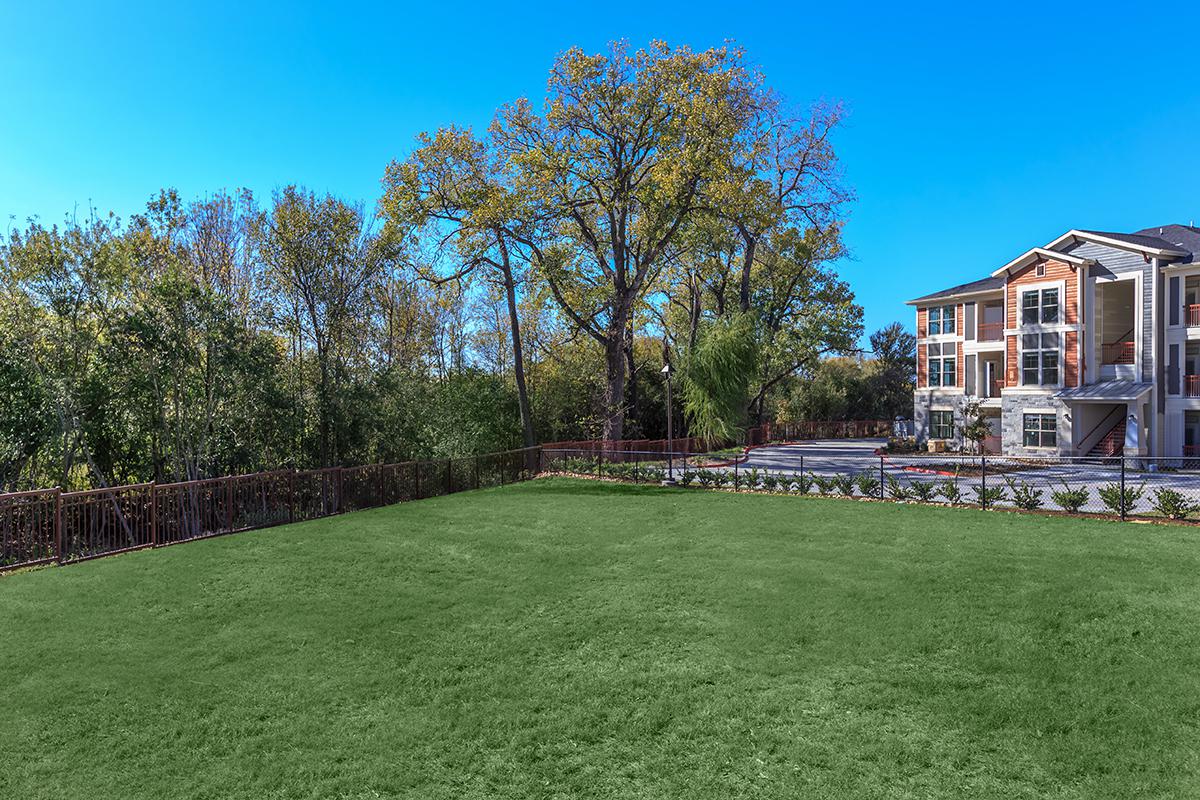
[812,474,837,495]
[743,468,761,491]
[971,484,1007,506]
[1151,487,1198,520]
[1050,482,1089,514]
[1005,478,1044,511]
[908,481,938,502]
[885,475,910,500]
[1098,482,1145,516]
[831,474,855,496]
[937,479,962,505]
[794,472,815,494]
[697,470,719,488]
[641,466,664,483]
[679,470,697,487]
[760,473,779,492]
[855,471,881,498]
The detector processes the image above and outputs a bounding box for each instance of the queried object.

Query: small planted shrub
[697,470,719,488]
[937,479,962,505]
[885,475,910,500]
[908,480,938,502]
[641,466,664,482]
[679,470,697,487]
[1005,478,1044,511]
[744,468,761,491]
[831,474,855,496]
[760,473,779,492]
[1151,487,1198,520]
[794,472,815,494]
[971,484,1007,506]
[812,474,837,495]
[1050,482,1089,514]
[855,471,881,498]
[1099,482,1145,516]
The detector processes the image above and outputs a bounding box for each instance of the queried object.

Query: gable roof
[1046,228,1191,259]
[989,247,1093,277]
[906,274,1004,305]
[1133,224,1200,263]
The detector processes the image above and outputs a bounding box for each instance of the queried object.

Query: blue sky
[3,0,1199,340]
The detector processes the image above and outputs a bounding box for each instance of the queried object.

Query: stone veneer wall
[1000,394,1071,456]
[913,392,971,449]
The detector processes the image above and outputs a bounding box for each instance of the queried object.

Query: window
[930,410,954,440]
[1021,288,1059,325]
[1021,333,1060,386]
[927,305,956,335]
[927,342,956,387]
[1022,414,1056,448]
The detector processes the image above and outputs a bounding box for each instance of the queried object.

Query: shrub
[697,470,719,488]
[760,473,779,492]
[855,471,881,498]
[1050,482,1089,514]
[885,475,910,500]
[908,481,938,502]
[1005,478,1044,511]
[1098,482,1145,516]
[971,484,1007,506]
[812,474,837,495]
[744,468,761,491]
[937,479,962,505]
[641,466,664,483]
[831,474,855,496]
[679,470,697,487]
[1151,487,1198,520]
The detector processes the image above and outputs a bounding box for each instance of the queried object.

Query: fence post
[287,470,295,523]
[226,476,234,532]
[376,465,384,507]
[878,456,885,500]
[336,467,344,514]
[415,462,422,498]
[634,452,640,483]
[536,447,543,475]
[734,459,739,491]
[597,450,602,479]
[1120,456,1126,521]
[446,458,453,495]
[981,454,988,510]
[150,482,158,547]
[475,455,481,489]
[55,487,63,564]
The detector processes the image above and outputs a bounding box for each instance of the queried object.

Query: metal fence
[539,448,1200,525]
[1,448,538,572]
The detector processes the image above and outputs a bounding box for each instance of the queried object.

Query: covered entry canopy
[1054,381,1152,402]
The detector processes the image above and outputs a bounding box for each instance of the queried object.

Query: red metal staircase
[1088,419,1126,458]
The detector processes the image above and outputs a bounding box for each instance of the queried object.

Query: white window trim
[925,303,959,340]
[1017,279,1067,330]
[1017,330,1064,390]
[929,408,956,440]
[1020,411,1058,450]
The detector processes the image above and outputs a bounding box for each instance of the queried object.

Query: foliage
[854,471,881,498]
[1051,483,1090,514]
[812,474,837,495]
[680,312,758,447]
[971,484,1007,506]
[1099,483,1145,516]
[1151,488,1198,520]
[937,479,962,505]
[907,480,938,502]
[1005,478,1044,511]
[961,399,992,454]
[830,474,855,496]
[885,475,910,500]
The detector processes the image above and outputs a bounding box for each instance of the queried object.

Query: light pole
[661,362,676,485]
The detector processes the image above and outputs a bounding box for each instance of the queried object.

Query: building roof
[1133,224,1200,263]
[1054,381,1153,402]
[907,274,1004,305]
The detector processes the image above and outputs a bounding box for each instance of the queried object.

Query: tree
[380,126,536,451]
[493,40,759,441]
[867,322,917,420]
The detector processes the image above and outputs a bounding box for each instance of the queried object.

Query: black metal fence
[1,448,538,572]
[540,448,1200,524]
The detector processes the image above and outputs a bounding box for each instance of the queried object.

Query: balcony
[1188,305,1200,327]
[1187,375,1200,398]
[1185,445,1200,457]
[977,321,1003,342]
[1101,340,1135,365]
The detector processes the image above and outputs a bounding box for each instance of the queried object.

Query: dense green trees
[0,41,913,492]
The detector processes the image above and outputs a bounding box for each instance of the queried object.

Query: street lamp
[661,362,676,485]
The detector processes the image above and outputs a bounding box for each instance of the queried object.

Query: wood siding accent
[1005,258,1081,387]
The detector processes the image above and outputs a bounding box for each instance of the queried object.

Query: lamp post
[661,362,676,485]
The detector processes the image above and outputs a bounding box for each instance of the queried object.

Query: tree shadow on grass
[520,478,682,498]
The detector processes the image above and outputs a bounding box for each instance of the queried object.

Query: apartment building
[908,224,1200,458]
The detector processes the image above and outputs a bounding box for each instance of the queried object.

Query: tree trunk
[498,238,536,455]
[601,317,628,442]
[738,231,757,313]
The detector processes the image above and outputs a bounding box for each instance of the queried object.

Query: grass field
[3,478,1200,799]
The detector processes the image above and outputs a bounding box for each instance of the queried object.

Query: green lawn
[3,479,1200,799]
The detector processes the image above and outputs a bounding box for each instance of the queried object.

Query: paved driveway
[701,438,1200,515]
